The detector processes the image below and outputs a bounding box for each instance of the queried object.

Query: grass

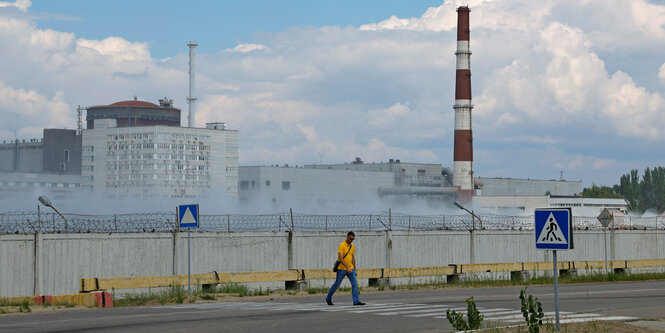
[113,283,274,307]
[383,271,665,291]
[0,297,82,315]
[0,298,32,313]
[113,285,188,307]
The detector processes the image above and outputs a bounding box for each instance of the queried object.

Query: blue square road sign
[535,208,573,250]
[178,204,199,228]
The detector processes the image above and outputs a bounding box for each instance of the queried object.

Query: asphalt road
[1,280,664,333]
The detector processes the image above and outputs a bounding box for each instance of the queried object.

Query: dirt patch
[487,320,664,333]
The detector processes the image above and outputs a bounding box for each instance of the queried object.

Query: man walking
[326,231,365,306]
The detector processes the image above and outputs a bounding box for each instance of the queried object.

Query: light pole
[38,195,67,232]
[453,201,482,230]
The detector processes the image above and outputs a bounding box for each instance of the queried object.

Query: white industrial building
[474,195,628,216]
[306,158,450,188]
[82,119,238,199]
[239,165,395,209]
[474,177,581,196]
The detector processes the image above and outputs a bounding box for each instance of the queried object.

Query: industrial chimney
[453,6,474,199]
[187,41,198,127]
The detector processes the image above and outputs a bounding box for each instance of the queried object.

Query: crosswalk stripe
[271,303,362,311]
[349,304,428,313]
[480,310,524,318]
[474,311,571,322]
[406,307,473,318]
[499,313,637,324]
[375,306,453,316]
[558,316,637,323]
[147,301,640,325]
[318,303,403,312]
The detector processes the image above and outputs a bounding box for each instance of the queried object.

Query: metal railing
[0,210,663,234]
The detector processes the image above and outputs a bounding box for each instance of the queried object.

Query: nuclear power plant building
[81,99,238,199]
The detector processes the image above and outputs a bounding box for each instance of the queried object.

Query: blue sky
[30,0,442,58]
[1,0,665,189]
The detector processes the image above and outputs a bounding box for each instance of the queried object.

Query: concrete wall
[0,141,43,173]
[0,234,34,297]
[1,230,664,297]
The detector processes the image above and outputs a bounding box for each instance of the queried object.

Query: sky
[1,0,665,188]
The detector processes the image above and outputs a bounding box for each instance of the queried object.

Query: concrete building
[82,119,238,199]
[306,158,450,188]
[239,165,394,209]
[0,172,83,200]
[0,129,81,175]
[474,195,628,216]
[472,177,625,216]
[549,196,628,216]
[42,129,82,175]
[474,177,581,197]
[0,139,43,173]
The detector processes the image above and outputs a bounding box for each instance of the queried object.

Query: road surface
[1,280,663,332]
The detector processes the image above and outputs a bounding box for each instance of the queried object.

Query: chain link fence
[1,210,663,234]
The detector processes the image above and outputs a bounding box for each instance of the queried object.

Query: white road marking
[145,301,640,325]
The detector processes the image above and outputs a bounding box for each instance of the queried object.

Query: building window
[266,180,270,186]
[60,163,66,171]
[64,150,70,162]
[239,181,249,190]
[282,181,290,191]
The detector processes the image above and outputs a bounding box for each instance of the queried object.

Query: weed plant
[446,296,483,331]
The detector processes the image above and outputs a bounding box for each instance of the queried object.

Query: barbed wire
[0,210,663,234]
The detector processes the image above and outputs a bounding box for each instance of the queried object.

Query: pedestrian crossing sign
[535,208,573,250]
[178,204,199,228]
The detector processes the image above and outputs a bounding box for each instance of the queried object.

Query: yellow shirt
[337,241,355,271]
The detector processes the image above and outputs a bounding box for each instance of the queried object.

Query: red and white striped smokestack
[453,6,474,199]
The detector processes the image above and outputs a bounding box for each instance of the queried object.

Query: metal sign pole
[188,227,191,295]
[603,226,608,275]
[553,250,560,331]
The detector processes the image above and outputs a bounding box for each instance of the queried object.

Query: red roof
[109,100,160,108]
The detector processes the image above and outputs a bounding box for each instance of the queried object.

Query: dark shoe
[326,299,333,306]
[353,302,366,306]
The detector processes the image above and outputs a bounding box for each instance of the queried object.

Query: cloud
[224,43,267,53]
[0,81,72,138]
[1,0,665,188]
[0,0,30,12]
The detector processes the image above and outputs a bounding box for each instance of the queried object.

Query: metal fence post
[389,208,392,230]
[290,208,294,231]
[369,215,372,231]
[227,214,230,232]
[325,215,328,232]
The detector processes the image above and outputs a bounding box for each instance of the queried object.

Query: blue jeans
[326,269,360,304]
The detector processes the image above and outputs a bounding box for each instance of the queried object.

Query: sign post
[535,208,573,331]
[597,208,613,276]
[178,204,199,295]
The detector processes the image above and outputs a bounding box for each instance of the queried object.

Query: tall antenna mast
[76,105,83,135]
[187,41,198,127]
